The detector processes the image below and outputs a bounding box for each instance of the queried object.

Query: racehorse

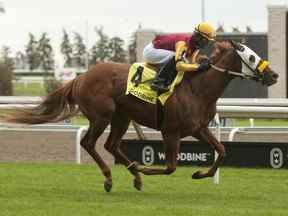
[3,40,278,192]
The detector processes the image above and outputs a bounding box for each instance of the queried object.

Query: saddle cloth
[125,63,184,105]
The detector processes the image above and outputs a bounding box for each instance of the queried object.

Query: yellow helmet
[194,22,216,41]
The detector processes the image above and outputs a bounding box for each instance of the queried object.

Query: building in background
[268,5,288,98]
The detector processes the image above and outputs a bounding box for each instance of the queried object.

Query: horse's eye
[249,55,255,63]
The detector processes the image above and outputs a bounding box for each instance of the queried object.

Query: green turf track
[0,163,287,216]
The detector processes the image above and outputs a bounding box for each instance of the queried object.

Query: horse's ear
[229,40,236,48]
[230,40,244,51]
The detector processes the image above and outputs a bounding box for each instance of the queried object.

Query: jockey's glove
[197,59,211,72]
[175,41,188,62]
[176,61,199,72]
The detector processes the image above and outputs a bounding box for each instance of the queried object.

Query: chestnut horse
[4,40,278,192]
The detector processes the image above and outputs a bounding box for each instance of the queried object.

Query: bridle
[184,40,269,81]
[209,44,268,81]
[210,64,248,79]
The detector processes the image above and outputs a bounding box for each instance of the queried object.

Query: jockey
[143,22,216,91]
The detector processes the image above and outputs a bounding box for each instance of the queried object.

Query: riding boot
[151,58,177,92]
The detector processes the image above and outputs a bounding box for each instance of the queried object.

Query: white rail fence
[1,97,288,184]
[1,97,288,116]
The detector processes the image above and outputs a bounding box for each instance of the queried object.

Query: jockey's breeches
[143,43,175,64]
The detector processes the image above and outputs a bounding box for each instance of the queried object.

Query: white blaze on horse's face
[235,44,262,77]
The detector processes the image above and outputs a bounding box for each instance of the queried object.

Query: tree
[0,46,14,95]
[89,45,98,65]
[128,31,137,63]
[90,27,111,65]
[37,33,59,94]
[61,29,73,67]
[216,24,225,33]
[73,32,86,68]
[25,33,41,70]
[14,51,26,69]
[38,33,54,70]
[246,26,253,33]
[232,26,241,33]
[109,36,127,63]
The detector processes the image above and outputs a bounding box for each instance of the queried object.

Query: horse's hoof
[133,178,142,191]
[192,171,204,179]
[104,180,112,192]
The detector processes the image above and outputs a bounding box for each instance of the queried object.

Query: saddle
[131,62,177,89]
[125,63,185,105]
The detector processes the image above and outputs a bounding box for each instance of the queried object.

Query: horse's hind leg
[104,110,143,191]
[80,119,113,192]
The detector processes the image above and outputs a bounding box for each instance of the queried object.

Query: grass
[71,116,89,125]
[234,118,288,127]
[13,83,46,96]
[0,163,287,216]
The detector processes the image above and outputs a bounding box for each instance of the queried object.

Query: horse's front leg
[138,133,180,175]
[192,127,226,179]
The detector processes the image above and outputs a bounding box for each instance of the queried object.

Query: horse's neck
[187,60,232,104]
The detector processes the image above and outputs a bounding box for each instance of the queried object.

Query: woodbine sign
[119,140,288,168]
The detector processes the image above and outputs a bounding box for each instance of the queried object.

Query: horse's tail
[5,77,81,124]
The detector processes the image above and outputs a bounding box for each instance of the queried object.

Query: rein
[210,64,258,80]
[210,64,244,77]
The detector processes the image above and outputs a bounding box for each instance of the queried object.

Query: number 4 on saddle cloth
[125,62,185,105]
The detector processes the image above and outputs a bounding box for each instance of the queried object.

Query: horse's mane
[188,40,232,67]
[182,40,233,92]
[215,40,233,50]
[210,41,233,63]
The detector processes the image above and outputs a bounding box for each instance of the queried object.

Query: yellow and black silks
[126,63,184,105]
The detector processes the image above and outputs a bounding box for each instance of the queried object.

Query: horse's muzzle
[262,70,279,86]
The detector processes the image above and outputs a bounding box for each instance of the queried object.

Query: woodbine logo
[270,148,284,168]
[158,152,210,162]
[142,145,211,166]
